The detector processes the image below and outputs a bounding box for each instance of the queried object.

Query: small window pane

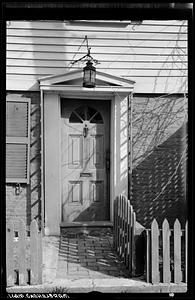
[69,112,82,123]
[90,112,103,124]
[88,107,97,120]
[75,106,86,121]
[69,106,103,124]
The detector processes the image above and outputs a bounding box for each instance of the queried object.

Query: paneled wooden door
[61,99,110,222]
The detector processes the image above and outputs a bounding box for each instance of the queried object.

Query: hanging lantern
[71,36,98,88]
[83,61,96,88]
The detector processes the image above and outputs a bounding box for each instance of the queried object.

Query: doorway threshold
[60,221,113,238]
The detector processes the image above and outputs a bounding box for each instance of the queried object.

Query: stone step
[60,221,113,238]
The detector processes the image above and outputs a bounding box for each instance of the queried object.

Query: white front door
[61,99,110,222]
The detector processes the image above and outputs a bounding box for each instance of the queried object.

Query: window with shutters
[6,95,31,183]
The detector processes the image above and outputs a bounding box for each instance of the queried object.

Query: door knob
[83,124,88,138]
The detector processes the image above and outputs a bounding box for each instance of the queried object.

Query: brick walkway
[43,232,130,283]
[56,235,130,279]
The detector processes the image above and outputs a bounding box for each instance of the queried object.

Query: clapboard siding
[7,44,187,55]
[7,30,187,40]
[7,67,187,78]
[7,34,187,43]
[7,52,188,62]
[6,20,187,93]
[7,37,187,48]
[7,20,188,30]
[7,59,187,69]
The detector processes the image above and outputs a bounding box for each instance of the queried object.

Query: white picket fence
[113,194,136,276]
[6,219,42,287]
[145,218,188,284]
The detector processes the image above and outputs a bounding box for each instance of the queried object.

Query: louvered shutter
[6,95,30,183]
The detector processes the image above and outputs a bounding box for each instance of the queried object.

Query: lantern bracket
[71,36,99,65]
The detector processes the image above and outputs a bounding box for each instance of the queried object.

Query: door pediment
[39,69,135,95]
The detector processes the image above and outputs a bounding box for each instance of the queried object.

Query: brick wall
[130,94,188,228]
[6,92,41,231]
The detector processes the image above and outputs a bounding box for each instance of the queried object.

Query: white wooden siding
[6,20,187,93]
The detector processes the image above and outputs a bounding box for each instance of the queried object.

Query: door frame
[40,73,134,235]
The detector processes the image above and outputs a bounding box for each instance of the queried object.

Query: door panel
[90,180,104,202]
[68,181,83,204]
[90,134,104,168]
[68,134,83,168]
[61,99,110,222]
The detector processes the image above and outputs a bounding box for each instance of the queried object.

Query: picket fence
[6,219,42,287]
[113,194,136,276]
[145,218,188,284]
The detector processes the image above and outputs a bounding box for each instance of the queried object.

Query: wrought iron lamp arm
[71,53,98,65]
[71,36,99,65]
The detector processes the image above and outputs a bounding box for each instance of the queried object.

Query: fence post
[174,219,182,283]
[146,229,151,283]
[131,210,136,276]
[115,197,119,251]
[124,197,128,267]
[18,219,27,285]
[128,205,133,275]
[117,196,120,254]
[151,219,159,283]
[121,195,125,260]
[162,219,171,283]
[113,199,116,249]
[119,195,123,257]
[38,229,43,284]
[6,220,14,287]
[125,199,130,269]
[185,221,188,283]
[30,219,39,285]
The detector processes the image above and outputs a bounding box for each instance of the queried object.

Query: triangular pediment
[38,69,135,87]
[53,78,119,86]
